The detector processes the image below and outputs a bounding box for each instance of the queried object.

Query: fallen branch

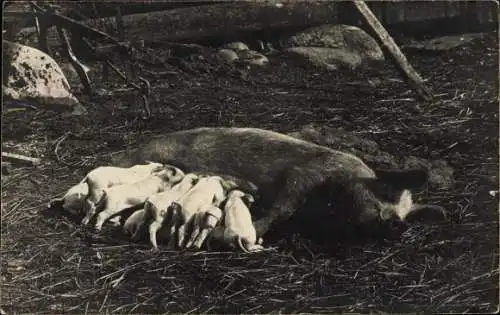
[30,1,123,46]
[57,26,92,94]
[353,0,433,101]
[1,152,41,166]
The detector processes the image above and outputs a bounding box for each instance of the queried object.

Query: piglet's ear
[164,165,177,176]
[242,193,255,207]
[190,176,199,186]
[223,179,240,192]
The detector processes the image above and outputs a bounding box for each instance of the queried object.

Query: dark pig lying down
[112,127,446,240]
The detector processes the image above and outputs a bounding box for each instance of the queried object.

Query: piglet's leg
[185,214,205,249]
[81,199,96,225]
[176,223,188,248]
[247,244,265,252]
[48,198,63,209]
[191,228,210,249]
[94,204,124,231]
[109,216,121,226]
[149,220,162,250]
[131,220,147,242]
[192,214,221,249]
[166,205,181,249]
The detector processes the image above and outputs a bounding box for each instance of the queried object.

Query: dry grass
[1,32,498,313]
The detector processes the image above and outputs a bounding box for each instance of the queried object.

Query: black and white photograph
[1,0,498,313]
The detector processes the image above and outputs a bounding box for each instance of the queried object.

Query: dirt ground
[1,31,498,313]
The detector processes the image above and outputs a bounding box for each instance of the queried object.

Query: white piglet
[212,190,264,253]
[93,166,185,231]
[81,162,164,225]
[185,205,224,249]
[170,176,237,249]
[134,173,200,249]
[49,181,89,215]
[123,209,146,237]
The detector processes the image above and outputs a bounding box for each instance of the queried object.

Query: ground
[1,31,498,313]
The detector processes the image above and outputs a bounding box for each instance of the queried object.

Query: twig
[54,132,73,166]
[1,152,41,166]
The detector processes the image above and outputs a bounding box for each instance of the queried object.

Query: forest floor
[1,31,498,313]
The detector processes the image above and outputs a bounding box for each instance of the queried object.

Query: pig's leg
[253,163,330,237]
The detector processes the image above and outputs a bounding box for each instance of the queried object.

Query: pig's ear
[242,193,255,207]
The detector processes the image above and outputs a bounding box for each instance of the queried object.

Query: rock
[281,24,384,70]
[284,46,362,70]
[215,48,239,64]
[223,41,249,51]
[237,50,269,66]
[282,24,384,60]
[2,40,86,115]
[401,33,485,52]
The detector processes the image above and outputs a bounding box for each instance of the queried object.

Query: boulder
[2,40,86,115]
[284,46,362,70]
[281,24,384,70]
[401,33,485,52]
[223,41,249,51]
[237,50,269,67]
[215,48,239,64]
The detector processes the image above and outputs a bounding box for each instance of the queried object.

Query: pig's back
[120,127,334,186]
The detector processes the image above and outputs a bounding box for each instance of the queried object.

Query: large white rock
[2,40,86,115]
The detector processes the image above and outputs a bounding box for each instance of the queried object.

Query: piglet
[133,173,200,249]
[185,205,223,249]
[123,209,146,238]
[212,190,264,253]
[48,181,89,215]
[169,176,237,249]
[81,161,164,225]
[93,166,184,231]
